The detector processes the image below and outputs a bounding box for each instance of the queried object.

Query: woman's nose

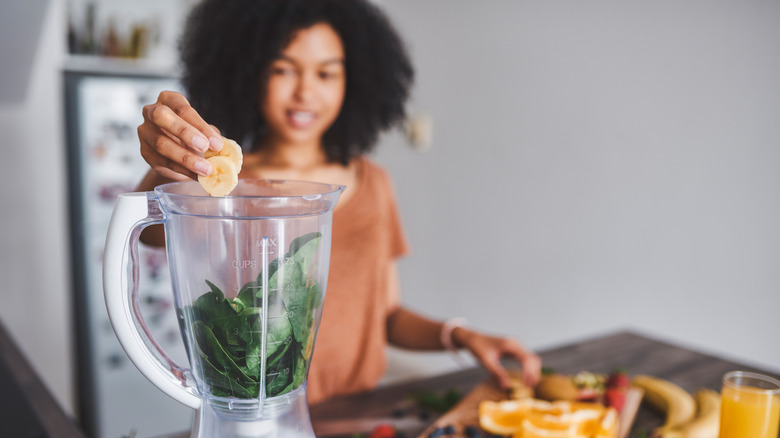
[293,72,315,102]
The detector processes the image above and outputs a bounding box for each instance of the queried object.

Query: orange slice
[593,407,619,438]
[519,416,581,438]
[525,411,575,430]
[528,399,572,416]
[478,399,530,435]
[568,403,605,435]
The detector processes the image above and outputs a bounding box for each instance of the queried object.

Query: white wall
[376,0,780,381]
[0,0,74,414]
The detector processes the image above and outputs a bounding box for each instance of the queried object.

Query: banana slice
[198,156,238,197]
[205,137,243,172]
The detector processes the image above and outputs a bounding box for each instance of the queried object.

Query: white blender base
[190,387,315,438]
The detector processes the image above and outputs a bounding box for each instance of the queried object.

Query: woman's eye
[319,71,341,80]
[271,66,295,76]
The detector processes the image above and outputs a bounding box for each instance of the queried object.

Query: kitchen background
[1,0,779,437]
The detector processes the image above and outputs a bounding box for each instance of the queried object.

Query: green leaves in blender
[185,232,323,398]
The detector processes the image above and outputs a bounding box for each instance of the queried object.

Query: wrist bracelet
[441,317,471,368]
[440,317,468,352]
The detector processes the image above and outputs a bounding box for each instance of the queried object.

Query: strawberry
[604,387,626,412]
[370,423,397,438]
[606,369,630,389]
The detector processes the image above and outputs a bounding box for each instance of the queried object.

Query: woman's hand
[453,328,542,389]
[138,90,224,181]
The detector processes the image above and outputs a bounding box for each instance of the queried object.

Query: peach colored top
[306,158,409,405]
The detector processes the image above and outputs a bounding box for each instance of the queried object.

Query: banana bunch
[198,137,243,196]
[632,375,720,438]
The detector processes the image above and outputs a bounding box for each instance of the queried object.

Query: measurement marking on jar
[232,260,257,269]
[279,256,295,266]
[266,368,290,378]
[256,238,278,257]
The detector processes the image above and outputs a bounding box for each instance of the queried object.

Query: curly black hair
[179,0,414,165]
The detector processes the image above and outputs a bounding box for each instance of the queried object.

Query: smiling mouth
[288,110,316,127]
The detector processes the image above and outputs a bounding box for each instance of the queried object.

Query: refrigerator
[64,68,193,438]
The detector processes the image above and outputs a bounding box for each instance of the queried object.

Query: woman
[136,0,541,404]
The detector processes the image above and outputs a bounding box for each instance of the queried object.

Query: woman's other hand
[453,328,542,390]
[138,90,224,181]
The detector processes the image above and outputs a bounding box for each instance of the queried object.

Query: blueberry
[464,425,481,438]
[443,425,456,435]
[427,427,444,438]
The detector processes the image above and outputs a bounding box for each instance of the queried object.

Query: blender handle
[103,192,201,410]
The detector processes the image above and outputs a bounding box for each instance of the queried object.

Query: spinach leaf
[287,232,322,257]
[264,312,293,365]
[292,352,307,388]
[236,280,260,309]
[411,388,463,414]
[276,236,322,351]
[278,352,307,397]
[265,338,295,396]
[193,321,257,397]
[239,307,263,379]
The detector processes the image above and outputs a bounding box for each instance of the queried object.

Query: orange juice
[719,372,780,438]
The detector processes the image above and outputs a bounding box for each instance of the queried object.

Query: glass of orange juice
[719,371,780,438]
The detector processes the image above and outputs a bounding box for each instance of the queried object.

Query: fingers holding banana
[138,90,224,179]
[137,91,244,196]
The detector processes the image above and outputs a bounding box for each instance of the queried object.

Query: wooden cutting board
[416,375,643,438]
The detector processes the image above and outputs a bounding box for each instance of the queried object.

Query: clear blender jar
[103,179,343,437]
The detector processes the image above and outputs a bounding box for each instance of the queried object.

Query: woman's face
[261,23,346,148]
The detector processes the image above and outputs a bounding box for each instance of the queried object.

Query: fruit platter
[408,368,721,438]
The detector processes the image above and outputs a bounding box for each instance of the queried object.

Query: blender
[103,179,343,437]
